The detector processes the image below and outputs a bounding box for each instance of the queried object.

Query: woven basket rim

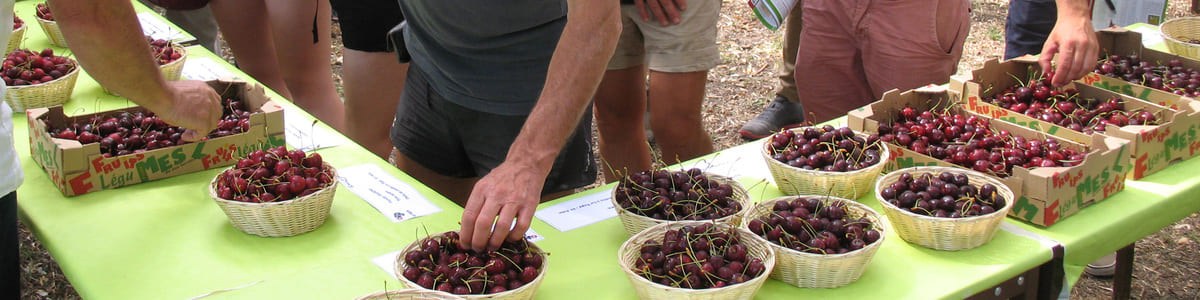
[208,161,339,207]
[12,22,24,32]
[610,171,750,224]
[34,15,53,23]
[742,196,886,259]
[617,220,776,294]
[357,289,464,300]
[1160,17,1200,46]
[873,166,1015,223]
[760,127,891,177]
[4,63,79,90]
[392,233,549,299]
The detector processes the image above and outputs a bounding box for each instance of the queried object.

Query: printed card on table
[283,109,344,151]
[181,57,235,81]
[535,188,617,232]
[337,164,441,222]
[137,12,193,44]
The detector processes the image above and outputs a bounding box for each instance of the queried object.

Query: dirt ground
[17,0,1200,299]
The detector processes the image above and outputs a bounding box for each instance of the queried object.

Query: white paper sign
[137,12,193,43]
[337,164,441,222]
[1131,26,1165,48]
[534,189,617,232]
[370,229,545,278]
[284,109,344,151]
[181,57,235,81]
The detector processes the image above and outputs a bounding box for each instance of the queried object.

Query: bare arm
[1039,0,1099,86]
[460,0,622,251]
[49,0,220,141]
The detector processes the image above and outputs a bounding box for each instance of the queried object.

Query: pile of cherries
[13,15,22,30]
[35,3,53,21]
[146,37,183,65]
[877,107,1086,177]
[747,197,881,255]
[632,223,767,289]
[614,168,742,221]
[880,171,1007,218]
[2,48,74,86]
[50,96,252,157]
[213,146,331,203]
[984,71,1159,134]
[400,231,544,295]
[1096,54,1200,98]
[767,126,884,172]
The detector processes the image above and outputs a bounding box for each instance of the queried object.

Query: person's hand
[459,162,544,251]
[156,80,222,142]
[1038,14,1098,87]
[634,0,687,26]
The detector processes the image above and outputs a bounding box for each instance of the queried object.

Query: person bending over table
[3,1,223,297]
[389,1,620,251]
[793,0,1099,123]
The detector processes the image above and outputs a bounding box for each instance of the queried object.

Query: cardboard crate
[848,87,1131,226]
[27,80,286,196]
[954,57,1200,180]
[1081,29,1200,109]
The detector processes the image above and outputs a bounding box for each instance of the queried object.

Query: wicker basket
[610,172,750,236]
[7,24,25,53]
[34,17,66,48]
[874,167,1015,251]
[357,289,463,300]
[103,45,188,95]
[4,65,80,111]
[393,236,548,300]
[618,221,776,300]
[1161,17,1200,61]
[741,196,885,288]
[208,162,338,237]
[762,127,890,199]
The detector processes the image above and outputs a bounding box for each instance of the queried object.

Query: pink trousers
[795,0,971,123]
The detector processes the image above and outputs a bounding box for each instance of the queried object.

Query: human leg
[594,66,652,181]
[208,0,293,100]
[264,0,344,130]
[860,0,969,99]
[1,192,17,299]
[739,2,806,140]
[331,0,408,159]
[594,7,652,181]
[1004,0,1057,60]
[793,0,871,123]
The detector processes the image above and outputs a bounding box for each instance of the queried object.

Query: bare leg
[648,70,713,165]
[343,49,407,159]
[264,0,345,130]
[208,0,293,100]
[391,148,476,206]
[593,66,652,182]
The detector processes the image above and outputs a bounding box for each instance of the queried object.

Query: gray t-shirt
[398,1,567,116]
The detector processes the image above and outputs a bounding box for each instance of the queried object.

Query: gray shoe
[1084,253,1116,278]
[739,95,805,140]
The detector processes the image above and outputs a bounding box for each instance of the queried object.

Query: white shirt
[1,0,22,196]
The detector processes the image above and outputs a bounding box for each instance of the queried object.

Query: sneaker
[739,95,805,140]
[1084,253,1116,278]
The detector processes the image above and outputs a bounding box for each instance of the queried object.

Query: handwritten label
[182,57,235,81]
[136,12,193,43]
[337,164,441,222]
[284,109,344,151]
[534,188,617,232]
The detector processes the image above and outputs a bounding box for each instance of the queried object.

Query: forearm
[504,2,621,173]
[50,0,171,111]
[1055,0,1092,20]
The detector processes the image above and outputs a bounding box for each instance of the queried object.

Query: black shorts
[330,0,403,52]
[390,66,597,195]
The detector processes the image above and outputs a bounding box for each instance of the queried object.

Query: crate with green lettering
[1083,29,1200,106]
[848,87,1131,226]
[26,80,286,196]
[954,57,1200,180]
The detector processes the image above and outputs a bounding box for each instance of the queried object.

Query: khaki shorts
[607,1,722,73]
